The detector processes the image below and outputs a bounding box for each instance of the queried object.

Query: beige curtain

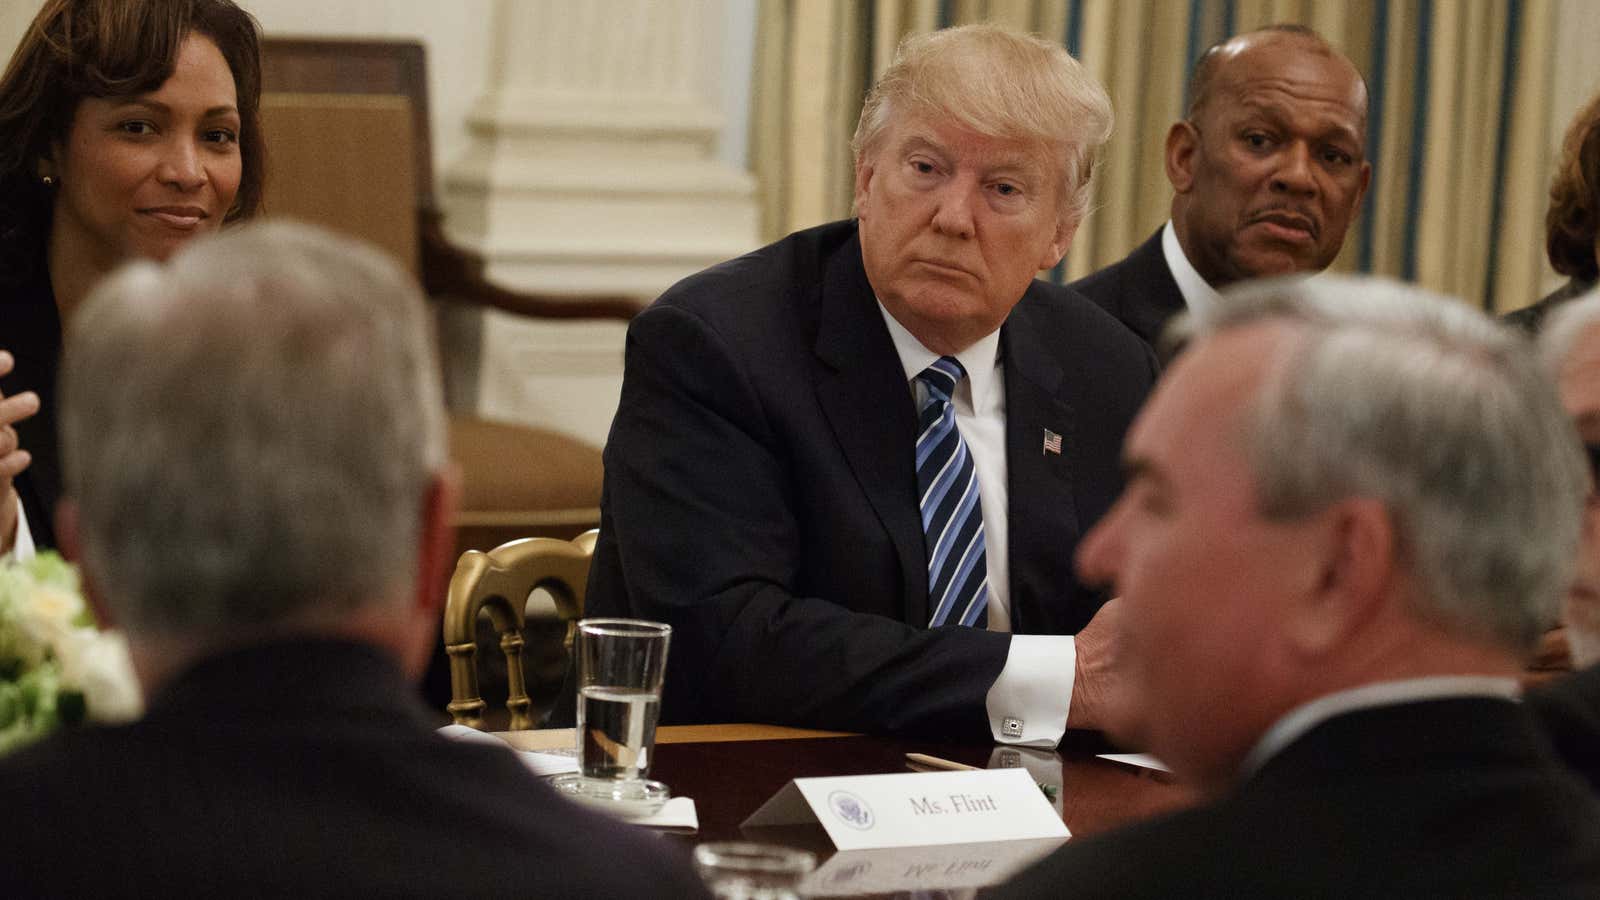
[752,0,1563,312]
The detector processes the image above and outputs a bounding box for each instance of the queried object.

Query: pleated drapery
[750,0,1563,313]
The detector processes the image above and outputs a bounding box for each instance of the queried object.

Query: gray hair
[1538,287,1600,375]
[1186,275,1586,654]
[60,221,447,636]
[851,24,1113,227]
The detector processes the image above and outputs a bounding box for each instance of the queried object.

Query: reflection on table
[500,724,1197,898]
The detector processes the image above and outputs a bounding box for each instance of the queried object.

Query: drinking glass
[552,618,672,811]
[693,842,816,900]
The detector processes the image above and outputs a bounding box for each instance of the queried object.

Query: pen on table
[905,752,979,772]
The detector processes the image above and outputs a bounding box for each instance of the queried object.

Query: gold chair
[444,530,598,730]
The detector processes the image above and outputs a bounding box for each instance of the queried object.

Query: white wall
[240,0,495,174]
[0,7,33,62]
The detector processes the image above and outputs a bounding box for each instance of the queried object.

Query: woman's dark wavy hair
[1547,91,1600,283]
[0,0,263,287]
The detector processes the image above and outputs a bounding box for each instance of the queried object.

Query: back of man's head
[1201,278,1584,654]
[60,221,448,649]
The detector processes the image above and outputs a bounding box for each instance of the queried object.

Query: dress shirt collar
[877,300,1003,408]
[1240,675,1522,780]
[1161,219,1221,321]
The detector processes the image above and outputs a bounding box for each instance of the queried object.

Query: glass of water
[552,618,672,812]
[694,842,816,899]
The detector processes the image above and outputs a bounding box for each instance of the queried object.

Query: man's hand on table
[1064,597,1126,733]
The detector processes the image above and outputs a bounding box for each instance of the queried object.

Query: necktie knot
[917,356,966,406]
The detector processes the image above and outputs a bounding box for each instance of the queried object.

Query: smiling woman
[0,0,263,555]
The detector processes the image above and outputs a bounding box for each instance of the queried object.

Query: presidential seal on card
[828,791,875,830]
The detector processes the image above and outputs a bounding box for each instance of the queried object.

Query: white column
[443,0,758,296]
[441,0,760,448]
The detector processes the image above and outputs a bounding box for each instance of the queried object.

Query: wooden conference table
[502,724,1197,897]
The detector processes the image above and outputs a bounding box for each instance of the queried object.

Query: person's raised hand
[0,350,40,553]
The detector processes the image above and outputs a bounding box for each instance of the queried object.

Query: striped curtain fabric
[751,0,1564,313]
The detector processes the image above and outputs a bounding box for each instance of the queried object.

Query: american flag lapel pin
[1042,428,1062,455]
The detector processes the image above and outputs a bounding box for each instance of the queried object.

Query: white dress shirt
[878,304,1076,748]
[3,499,36,563]
[1160,219,1222,319]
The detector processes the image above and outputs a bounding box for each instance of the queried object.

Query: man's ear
[415,464,462,617]
[1283,498,1395,658]
[55,498,114,629]
[1165,120,1201,194]
[853,154,877,216]
[1354,159,1373,212]
[1042,216,1079,271]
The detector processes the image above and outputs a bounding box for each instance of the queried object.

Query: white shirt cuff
[985,634,1075,748]
[3,501,35,563]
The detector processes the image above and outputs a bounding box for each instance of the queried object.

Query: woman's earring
[40,174,55,187]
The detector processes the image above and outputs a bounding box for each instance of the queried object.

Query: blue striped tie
[915,357,988,628]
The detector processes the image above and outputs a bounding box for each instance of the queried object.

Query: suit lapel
[1001,292,1082,633]
[813,233,928,624]
[1122,230,1188,346]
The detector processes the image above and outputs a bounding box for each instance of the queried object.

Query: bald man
[1072,25,1371,354]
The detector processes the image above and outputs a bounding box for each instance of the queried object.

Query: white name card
[803,838,1066,895]
[741,768,1069,851]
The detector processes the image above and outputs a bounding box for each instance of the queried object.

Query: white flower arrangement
[0,551,143,754]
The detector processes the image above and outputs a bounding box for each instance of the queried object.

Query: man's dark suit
[585,219,1157,738]
[988,698,1600,899]
[1528,663,1600,792]
[0,640,708,899]
[1069,228,1187,349]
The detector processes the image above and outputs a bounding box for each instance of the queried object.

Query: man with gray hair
[1525,290,1600,790]
[0,222,709,897]
[994,277,1600,897]
[585,24,1156,743]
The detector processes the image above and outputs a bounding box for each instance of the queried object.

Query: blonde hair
[851,24,1113,226]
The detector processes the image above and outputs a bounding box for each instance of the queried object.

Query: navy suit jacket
[0,640,708,898]
[1069,228,1187,351]
[1527,662,1600,792]
[990,698,1600,899]
[585,220,1157,738]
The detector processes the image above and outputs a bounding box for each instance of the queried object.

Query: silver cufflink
[1001,716,1024,738]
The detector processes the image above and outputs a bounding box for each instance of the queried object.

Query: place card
[802,838,1066,895]
[742,768,1069,851]
[1096,752,1172,773]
